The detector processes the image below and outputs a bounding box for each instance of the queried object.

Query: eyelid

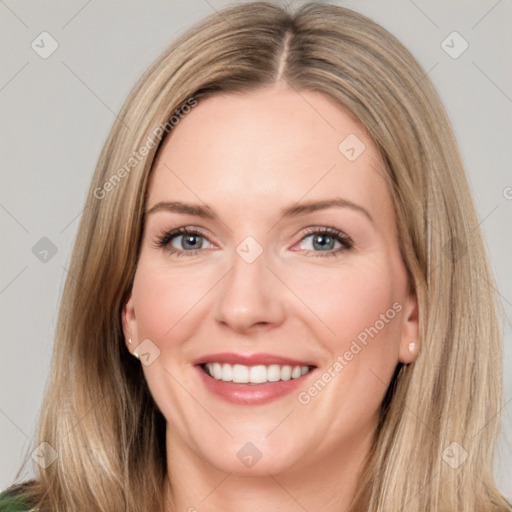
[153,224,354,257]
[296,226,353,245]
[154,226,212,247]
[151,226,217,259]
[290,226,354,256]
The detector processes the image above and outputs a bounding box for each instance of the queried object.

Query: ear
[122,292,139,353]
[398,288,419,364]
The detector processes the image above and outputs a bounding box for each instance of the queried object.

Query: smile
[202,363,311,384]
[194,353,317,405]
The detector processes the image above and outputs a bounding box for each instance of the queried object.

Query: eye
[153,226,353,258]
[154,227,215,257]
[295,227,353,257]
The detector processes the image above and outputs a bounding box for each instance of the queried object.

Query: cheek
[287,256,407,442]
[291,257,405,345]
[130,258,218,346]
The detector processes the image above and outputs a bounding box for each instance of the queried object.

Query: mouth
[200,363,314,384]
[200,362,313,384]
[193,353,317,405]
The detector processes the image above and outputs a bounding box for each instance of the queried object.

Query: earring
[127,339,139,359]
[409,342,416,352]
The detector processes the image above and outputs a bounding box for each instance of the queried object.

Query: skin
[122,85,418,512]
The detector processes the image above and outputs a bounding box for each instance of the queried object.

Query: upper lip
[192,352,316,367]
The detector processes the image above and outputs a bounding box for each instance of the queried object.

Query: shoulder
[0,482,38,512]
[0,493,34,512]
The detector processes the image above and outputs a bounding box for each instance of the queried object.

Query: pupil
[183,234,200,249]
[313,234,334,251]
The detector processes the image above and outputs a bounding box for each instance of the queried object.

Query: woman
[1,2,510,511]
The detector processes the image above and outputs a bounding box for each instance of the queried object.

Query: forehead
[147,87,392,225]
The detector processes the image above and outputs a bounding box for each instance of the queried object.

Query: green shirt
[0,489,36,511]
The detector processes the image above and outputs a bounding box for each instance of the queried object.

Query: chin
[192,433,303,476]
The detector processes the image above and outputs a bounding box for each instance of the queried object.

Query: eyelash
[154,226,354,258]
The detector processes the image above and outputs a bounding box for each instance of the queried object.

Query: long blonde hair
[8,2,510,511]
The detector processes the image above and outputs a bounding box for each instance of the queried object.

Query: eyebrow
[282,198,373,223]
[145,198,374,223]
[145,201,217,219]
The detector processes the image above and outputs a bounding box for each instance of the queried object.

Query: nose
[213,246,287,335]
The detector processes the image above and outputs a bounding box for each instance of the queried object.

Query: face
[122,86,418,477]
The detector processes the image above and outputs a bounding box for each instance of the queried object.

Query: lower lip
[195,366,314,405]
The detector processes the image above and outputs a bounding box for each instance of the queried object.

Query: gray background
[1,0,511,499]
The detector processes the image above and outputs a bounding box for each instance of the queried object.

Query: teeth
[221,363,232,381]
[267,364,281,382]
[204,363,311,384]
[249,365,267,384]
[232,364,249,383]
[212,363,222,380]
